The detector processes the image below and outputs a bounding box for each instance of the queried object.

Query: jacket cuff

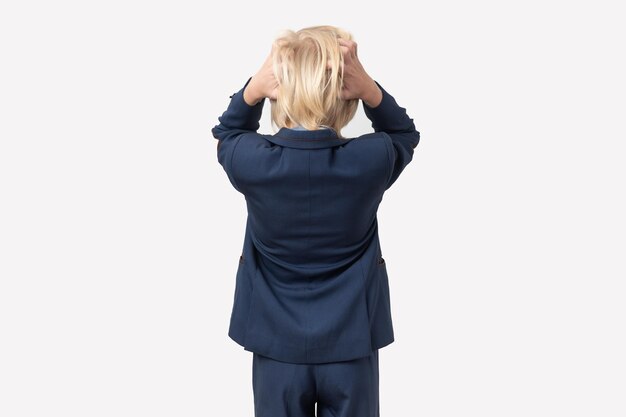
[224,76,265,131]
[362,80,413,132]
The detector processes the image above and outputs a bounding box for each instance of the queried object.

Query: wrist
[243,79,263,106]
[361,79,383,108]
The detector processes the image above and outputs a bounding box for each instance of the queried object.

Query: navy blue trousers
[252,349,380,417]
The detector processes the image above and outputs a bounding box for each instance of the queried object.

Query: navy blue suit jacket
[212,76,420,364]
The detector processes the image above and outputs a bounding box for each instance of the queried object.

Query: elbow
[412,130,420,149]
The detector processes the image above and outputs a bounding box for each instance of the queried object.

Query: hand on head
[245,38,380,107]
[244,44,280,105]
[336,38,379,103]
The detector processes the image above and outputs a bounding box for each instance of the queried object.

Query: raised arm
[362,80,420,190]
[338,38,420,190]
[211,45,279,192]
[211,76,265,192]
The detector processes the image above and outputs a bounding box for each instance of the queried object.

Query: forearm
[362,80,416,134]
[212,76,265,140]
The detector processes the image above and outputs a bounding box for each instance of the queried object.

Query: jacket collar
[263,127,352,149]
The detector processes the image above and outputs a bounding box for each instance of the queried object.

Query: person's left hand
[244,45,279,105]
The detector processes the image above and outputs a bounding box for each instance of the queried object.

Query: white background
[1,1,625,416]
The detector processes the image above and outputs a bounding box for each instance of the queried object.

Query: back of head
[270,25,359,139]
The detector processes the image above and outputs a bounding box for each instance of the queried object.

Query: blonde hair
[270,25,359,139]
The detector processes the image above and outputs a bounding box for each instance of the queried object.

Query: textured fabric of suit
[252,349,380,417]
[212,76,420,364]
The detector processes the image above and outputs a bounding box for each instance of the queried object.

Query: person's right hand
[337,38,382,107]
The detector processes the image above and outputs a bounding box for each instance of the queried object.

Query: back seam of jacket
[304,149,312,360]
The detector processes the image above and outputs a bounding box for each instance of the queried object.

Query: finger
[338,39,353,52]
[339,44,351,58]
[337,38,356,50]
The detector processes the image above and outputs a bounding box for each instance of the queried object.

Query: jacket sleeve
[211,76,265,192]
[362,80,420,190]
